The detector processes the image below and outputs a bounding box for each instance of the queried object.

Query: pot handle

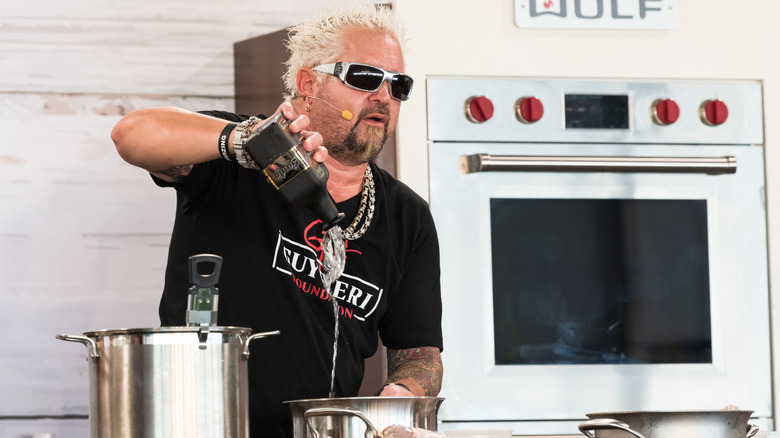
[578,418,648,438]
[303,406,379,438]
[56,334,99,362]
[747,424,760,438]
[242,330,281,360]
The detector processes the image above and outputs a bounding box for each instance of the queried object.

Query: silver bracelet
[233,116,261,169]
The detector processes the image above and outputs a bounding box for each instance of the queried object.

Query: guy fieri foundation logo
[270,229,383,321]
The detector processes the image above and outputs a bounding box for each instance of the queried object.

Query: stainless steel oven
[426,77,771,435]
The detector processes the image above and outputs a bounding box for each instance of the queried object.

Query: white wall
[2,0,779,436]
[0,1,342,437]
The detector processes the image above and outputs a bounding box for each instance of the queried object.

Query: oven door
[429,142,771,434]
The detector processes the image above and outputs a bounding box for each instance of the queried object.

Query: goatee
[326,107,390,165]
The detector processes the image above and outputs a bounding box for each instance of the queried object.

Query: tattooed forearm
[385,346,443,396]
[154,164,193,182]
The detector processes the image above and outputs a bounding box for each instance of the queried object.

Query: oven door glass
[429,142,771,434]
[491,198,712,366]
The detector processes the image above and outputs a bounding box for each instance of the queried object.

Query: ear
[297,68,319,98]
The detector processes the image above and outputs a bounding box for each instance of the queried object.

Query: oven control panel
[427,77,763,146]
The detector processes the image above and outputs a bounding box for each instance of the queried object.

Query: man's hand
[383,425,444,438]
[378,383,415,396]
[276,101,327,163]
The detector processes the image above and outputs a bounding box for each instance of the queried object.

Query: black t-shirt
[152,111,443,438]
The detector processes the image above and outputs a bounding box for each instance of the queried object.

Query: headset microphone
[309,96,354,121]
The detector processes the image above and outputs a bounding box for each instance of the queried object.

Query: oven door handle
[461,154,737,175]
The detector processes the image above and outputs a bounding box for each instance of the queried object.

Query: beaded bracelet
[233,116,261,169]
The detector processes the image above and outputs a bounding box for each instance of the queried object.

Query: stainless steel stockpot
[57,326,279,438]
[578,410,759,438]
[286,396,444,438]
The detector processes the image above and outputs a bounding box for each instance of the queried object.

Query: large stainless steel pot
[286,396,444,438]
[578,410,759,438]
[57,326,279,438]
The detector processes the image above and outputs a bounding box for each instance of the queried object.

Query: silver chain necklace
[342,165,375,240]
[319,164,374,292]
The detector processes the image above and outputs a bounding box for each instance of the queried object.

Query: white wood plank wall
[0,1,347,437]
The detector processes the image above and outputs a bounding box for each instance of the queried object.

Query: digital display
[565,94,630,129]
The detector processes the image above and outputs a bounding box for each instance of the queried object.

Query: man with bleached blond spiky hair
[111,3,442,437]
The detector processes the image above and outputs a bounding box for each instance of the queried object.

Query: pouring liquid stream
[320,226,347,398]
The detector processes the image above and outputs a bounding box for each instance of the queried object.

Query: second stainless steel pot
[57,326,278,438]
[578,410,759,438]
[286,396,444,438]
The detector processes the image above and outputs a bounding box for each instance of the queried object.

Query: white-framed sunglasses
[312,62,414,101]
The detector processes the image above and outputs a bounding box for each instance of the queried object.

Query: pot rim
[586,410,754,415]
[82,326,254,337]
[284,396,445,404]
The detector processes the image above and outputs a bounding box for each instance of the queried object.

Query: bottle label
[263,146,311,189]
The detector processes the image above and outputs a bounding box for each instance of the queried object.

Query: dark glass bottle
[243,112,345,230]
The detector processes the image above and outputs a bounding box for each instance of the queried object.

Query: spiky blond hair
[283,3,407,98]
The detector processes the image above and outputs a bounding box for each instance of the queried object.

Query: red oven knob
[516,96,544,124]
[465,96,494,123]
[651,98,680,126]
[700,99,729,126]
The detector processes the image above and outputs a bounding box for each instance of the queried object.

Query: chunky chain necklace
[319,164,375,292]
[342,165,375,240]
